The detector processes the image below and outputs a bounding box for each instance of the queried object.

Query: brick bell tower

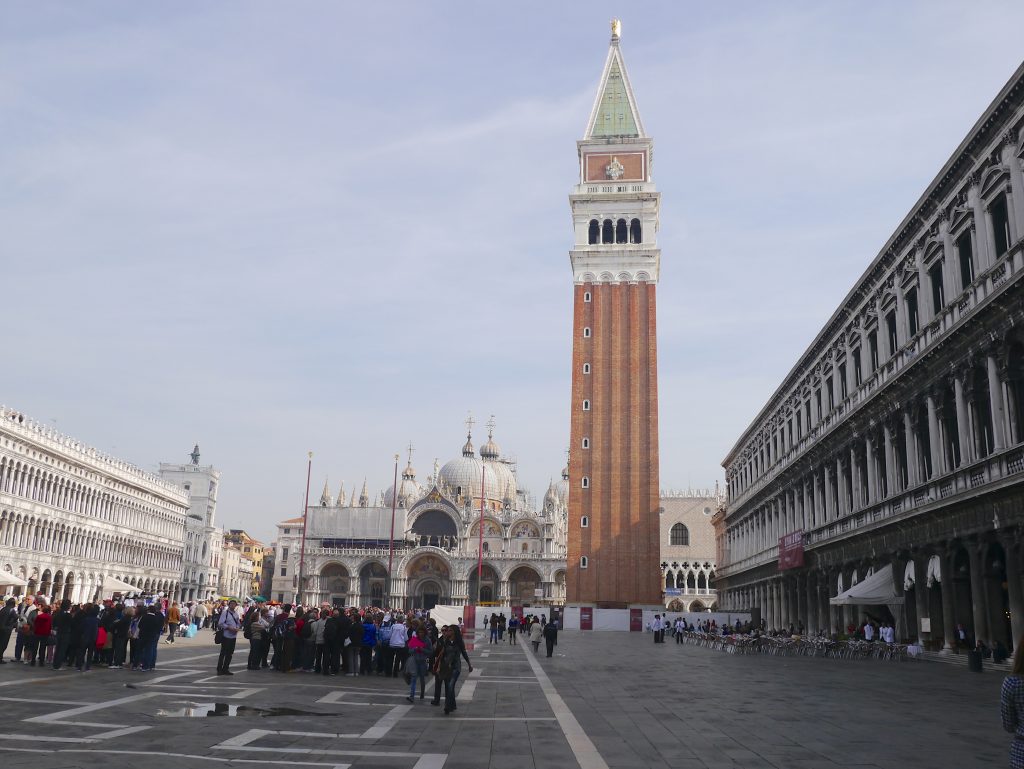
[566,19,662,609]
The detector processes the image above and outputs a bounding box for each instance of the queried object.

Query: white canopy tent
[100,575,138,597]
[0,571,28,587]
[830,564,898,605]
[830,564,907,640]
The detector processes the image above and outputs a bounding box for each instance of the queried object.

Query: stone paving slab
[0,628,1008,768]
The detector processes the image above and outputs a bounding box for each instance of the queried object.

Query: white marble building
[160,447,222,602]
[271,426,568,609]
[0,407,188,602]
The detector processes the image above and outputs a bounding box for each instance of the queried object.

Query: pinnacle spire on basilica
[319,477,332,507]
[336,480,345,507]
[359,478,369,507]
[585,19,645,140]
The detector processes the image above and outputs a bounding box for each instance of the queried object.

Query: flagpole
[477,463,485,605]
[387,453,399,608]
[297,451,312,606]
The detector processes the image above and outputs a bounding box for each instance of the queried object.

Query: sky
[3,2,1024,545]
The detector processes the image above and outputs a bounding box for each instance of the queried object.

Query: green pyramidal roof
[589,58,640,138]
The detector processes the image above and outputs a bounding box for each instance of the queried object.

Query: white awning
[0,571,28,587]
[101,575,138,596]
[829,564,897,605]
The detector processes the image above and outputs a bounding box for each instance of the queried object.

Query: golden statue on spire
[611,18,622,39]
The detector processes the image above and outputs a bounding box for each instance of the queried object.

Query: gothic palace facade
[716,62,1024,651]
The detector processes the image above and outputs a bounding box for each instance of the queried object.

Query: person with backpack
[216,600,241,675]
[310,608,328,673]
[360,612,377,675]
[508,615,519,644]
[246,607,270,670]
[406,624,433,702]
[377,617,394,675]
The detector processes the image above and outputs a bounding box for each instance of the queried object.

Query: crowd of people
[0,592,561,717]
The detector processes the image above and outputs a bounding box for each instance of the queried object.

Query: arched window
[588,220,600,245]
[665,572,673,589]
[583,363,591,374]
[583,327,591,338]
[581,516,589,527]
[482,541,489,552]
[630,218,641,243]
[582,400,590,411]
[581,477,590,488]
[582,437,589,449]
[602,219,613,243]
[616,219,627,243]
[579,556,588,568]
[584,291,591,303]
[670,523,689,546]
[697,572,707,590]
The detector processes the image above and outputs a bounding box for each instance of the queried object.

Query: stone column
[969,184,992,271]
[1001,535,1024,651]
[903,409,918,488]
[967,543,990,646]
[883,423,896,496]
[913,553,931,646]
[836,457,845,517]
[850,446,861,510]
[954,373,973,465]
[865,436,877,505]
[812,471,822,528]
[806,572,818,635]
[822,464,831,522]
[988,353,1007,452]
[926,393,943,478]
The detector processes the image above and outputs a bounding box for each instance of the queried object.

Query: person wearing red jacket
[29,604,52,667]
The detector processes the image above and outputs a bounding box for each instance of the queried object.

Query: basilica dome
[384,457,423,508]
[439,431,514,504]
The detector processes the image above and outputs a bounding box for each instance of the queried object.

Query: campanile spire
[566,22,662,609]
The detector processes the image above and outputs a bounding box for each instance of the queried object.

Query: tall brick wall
[567,281,661,607]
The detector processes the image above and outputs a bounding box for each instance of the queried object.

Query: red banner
[580,607,593,630]
[629,608,643,631]
[779,531,805,570]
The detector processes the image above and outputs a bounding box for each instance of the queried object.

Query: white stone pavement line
[0,697,92,706]
[3,692,158,743]
[316,690,409,705]
[144,669,202,684]
[212,726,447,766]
[519,643,609,769]
[0,746,350,767]
[361,703,413,738]
[156,652,220,664]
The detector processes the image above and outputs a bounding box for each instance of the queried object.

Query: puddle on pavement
[156,702,330,718]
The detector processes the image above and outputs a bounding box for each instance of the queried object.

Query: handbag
[214,629,223,645]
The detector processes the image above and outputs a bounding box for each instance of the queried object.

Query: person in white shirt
[674,618,685,644]
[388,619,409,678]
[216,600,241,675]
[863,620,875,642]
[652,615,664,644]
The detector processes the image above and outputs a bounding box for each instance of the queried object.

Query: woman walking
[406,625,432,703]
[1001,638,1024,768]
[440,624,473,714]
[529,616,543,652]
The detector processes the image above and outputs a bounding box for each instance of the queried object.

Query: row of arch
[0,455,183,539]
[666,599,718,613]
[587,218,642,244]
[3,564,179,604]
[0,510,181,571]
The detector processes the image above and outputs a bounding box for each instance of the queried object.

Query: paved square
[0,630,1006,768]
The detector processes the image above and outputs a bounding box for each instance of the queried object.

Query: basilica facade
[270,426,568,610]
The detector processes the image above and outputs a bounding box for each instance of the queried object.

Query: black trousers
[0,628,11,660]
[391,647,408,678]
[217,637,236,672]
[545,638,555,657]
[247,635,263,670]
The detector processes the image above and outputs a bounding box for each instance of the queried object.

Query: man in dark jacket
[336,610,352,674]
[138,605,164,671]
[322,609,340,676]
[0,597,17,663]
[51,599,73,669]
[543,618,558,658]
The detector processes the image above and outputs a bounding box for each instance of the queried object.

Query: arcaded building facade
[717,62,1024,650]
[567,21,663,609]
[0,407,188,602]
[660,490,721,612]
